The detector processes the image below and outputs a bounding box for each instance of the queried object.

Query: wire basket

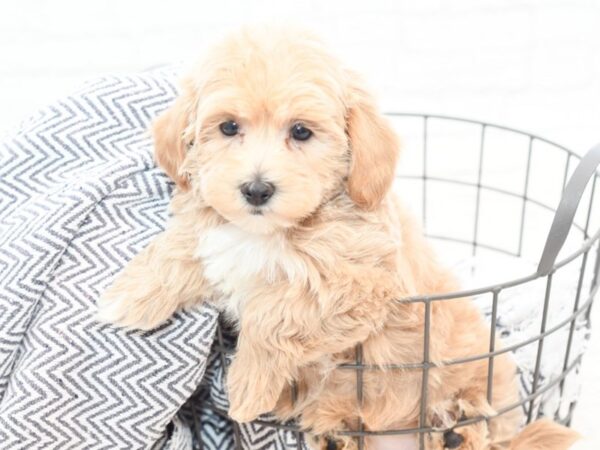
[194,114,600,449]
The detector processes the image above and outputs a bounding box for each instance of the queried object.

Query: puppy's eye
[290,123,312,141]
[219,120,239,137]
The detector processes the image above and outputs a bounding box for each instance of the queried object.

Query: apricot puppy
[98,27,578,450]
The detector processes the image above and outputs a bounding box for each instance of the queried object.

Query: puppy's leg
[227,278,392,422]
[227,330,297,423]
[97,217,211,330]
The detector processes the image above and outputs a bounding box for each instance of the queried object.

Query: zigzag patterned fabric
[0,69,302,450]
[0,69,589,449]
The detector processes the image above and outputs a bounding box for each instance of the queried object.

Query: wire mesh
[193,114,600,449]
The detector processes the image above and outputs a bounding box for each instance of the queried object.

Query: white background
[0,0,598,448]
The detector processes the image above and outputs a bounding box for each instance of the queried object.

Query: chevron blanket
[0,70,303,450]
[0,70,589,449]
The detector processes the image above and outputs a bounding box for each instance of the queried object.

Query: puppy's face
[188,39,350,234]
[154,28,399,234]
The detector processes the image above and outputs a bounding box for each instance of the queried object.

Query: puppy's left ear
[345,73,400,210]
[152,77,198,191]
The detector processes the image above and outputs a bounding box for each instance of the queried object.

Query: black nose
[325,437,338,450]
[443,430,464,449]
[240,180,275,206]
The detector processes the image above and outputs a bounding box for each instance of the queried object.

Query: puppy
[97,27,579,450]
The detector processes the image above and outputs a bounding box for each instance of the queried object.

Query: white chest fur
[195,224,309,319]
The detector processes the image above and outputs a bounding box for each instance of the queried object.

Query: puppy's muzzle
[240,180,275,206]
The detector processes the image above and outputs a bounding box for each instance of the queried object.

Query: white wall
[2,0,599,150]
[0,0,598,447]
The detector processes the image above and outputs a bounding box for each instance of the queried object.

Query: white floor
[0,1,598,448]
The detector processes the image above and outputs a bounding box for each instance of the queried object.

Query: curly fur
[97,26,578,450]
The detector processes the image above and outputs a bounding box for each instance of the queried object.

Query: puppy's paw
[97,273,175,330]
[426,399,490,450]
[226,356,285,423]
[313,436,355,450]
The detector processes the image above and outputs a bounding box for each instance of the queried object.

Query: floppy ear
[152,78,198,191]
[346,74,400,210]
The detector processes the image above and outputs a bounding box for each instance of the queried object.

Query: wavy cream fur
[97,27,577,450]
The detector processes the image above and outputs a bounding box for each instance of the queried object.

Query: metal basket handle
[537,143,600,276]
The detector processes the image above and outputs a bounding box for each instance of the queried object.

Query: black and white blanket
[0,70,589,449]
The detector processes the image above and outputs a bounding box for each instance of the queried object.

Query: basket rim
[383,112,600,303]
[384,112,578,158]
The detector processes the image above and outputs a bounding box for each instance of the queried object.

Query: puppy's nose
[240,180,275,206]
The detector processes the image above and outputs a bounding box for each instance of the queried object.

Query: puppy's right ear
[152,78,198,190]
[345,71,400,210]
